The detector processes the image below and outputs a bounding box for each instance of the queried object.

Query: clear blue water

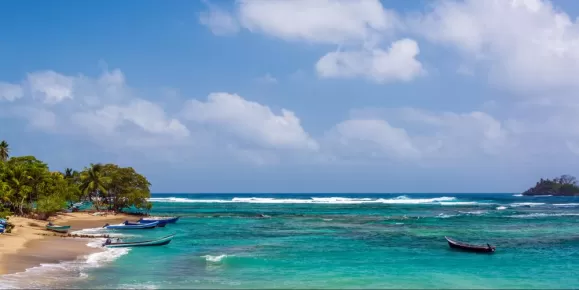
[3,193,579,289]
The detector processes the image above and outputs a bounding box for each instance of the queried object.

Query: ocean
[2,193,579,289]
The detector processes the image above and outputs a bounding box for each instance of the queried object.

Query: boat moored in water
[445,236,495,253]
[103,221,159,230]
[102,234,175,248]
[137,216,180,226]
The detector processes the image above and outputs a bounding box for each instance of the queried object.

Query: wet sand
[0,212,136,275]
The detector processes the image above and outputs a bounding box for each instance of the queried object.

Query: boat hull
[138,216,180,225]
[46,225,71,233]
[104,221,159,230]
[104,234,175,248]
[445,236,495,253]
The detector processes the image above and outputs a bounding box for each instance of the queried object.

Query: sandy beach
[0,212,136,275]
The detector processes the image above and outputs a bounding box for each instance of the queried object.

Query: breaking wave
[149,196,470,205]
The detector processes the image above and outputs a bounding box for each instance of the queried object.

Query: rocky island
[522,174,579,196]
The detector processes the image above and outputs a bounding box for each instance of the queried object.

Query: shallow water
[2,193,579,289]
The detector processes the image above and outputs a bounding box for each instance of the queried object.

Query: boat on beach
[102,234,175,248]
[137,216,180,226]
[103,221,159,230]
[46,223,71,233]
[445,236,495,253]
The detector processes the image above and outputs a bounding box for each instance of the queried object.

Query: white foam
[202,254,230,262]
[0,238,130,288]
[496,206,507,210]
[508,213,579,218]
[117,283,158,289]
[512,194,523,197]
[553,203,579,207]
[148,197,232,203]
[437,213,453,218]
[71,228,134,238]
[149,196,463,205]
[439,202,479,206]
[458,210,487,215]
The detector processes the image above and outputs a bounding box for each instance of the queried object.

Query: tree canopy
[0,140,152,219]
[522,174,579,196]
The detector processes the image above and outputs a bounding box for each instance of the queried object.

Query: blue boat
[102,234,175,248]
[123,220,165,228]
[103,221,159,230]
[137,216,180,226]
[0,218,7,225]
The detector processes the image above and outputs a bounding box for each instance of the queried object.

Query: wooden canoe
[445,236,495,253]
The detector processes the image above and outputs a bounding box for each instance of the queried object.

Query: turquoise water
[2,193,579,289]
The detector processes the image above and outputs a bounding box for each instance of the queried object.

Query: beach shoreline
[0,212,135,276]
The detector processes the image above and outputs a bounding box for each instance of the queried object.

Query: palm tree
[4,165,32,215]
[79,163,109,210]
[64,168,73,179]
[0,140,9,162]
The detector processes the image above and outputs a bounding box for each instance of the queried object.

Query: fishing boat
[46,223,71,233]
[102,234,175,248]
[123,220,165,228]
[445,236,495,253]
[103,221,159,230]
[137,216,180,226]
[0,218,7,225]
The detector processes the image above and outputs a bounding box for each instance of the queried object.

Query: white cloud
[181,92,319,151]
[237,0,397,44]
[328,107,514,163]
[0,82,23,101]
[72,99,190,140]
[27,71,74,104]
[327,119,421,160]
[3,69,190,153]
[199,6,240,36]
[256,73,278,84]
[316,38,424,83]
[414,0,579,93]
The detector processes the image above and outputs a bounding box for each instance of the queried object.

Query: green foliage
[0,139,152,219]
[523,174,579,196]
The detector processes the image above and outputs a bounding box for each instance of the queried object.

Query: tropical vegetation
[522,174,579,196]
[0,140,152,220]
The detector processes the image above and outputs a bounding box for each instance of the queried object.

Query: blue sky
[2,0,579,193]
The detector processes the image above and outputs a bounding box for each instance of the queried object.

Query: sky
[1,0,579,193]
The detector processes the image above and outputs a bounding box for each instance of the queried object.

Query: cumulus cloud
[326,119,421,160]
[413,0,579,94]
[316,38,424,82]
[199,6,240,36]
[27,71,75,104]
[201,0,418,84]
[2,69,190,152]
[0,82,23,101]
[236,0,397,44]
[181,92,319,151]
[325,107,515,165]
